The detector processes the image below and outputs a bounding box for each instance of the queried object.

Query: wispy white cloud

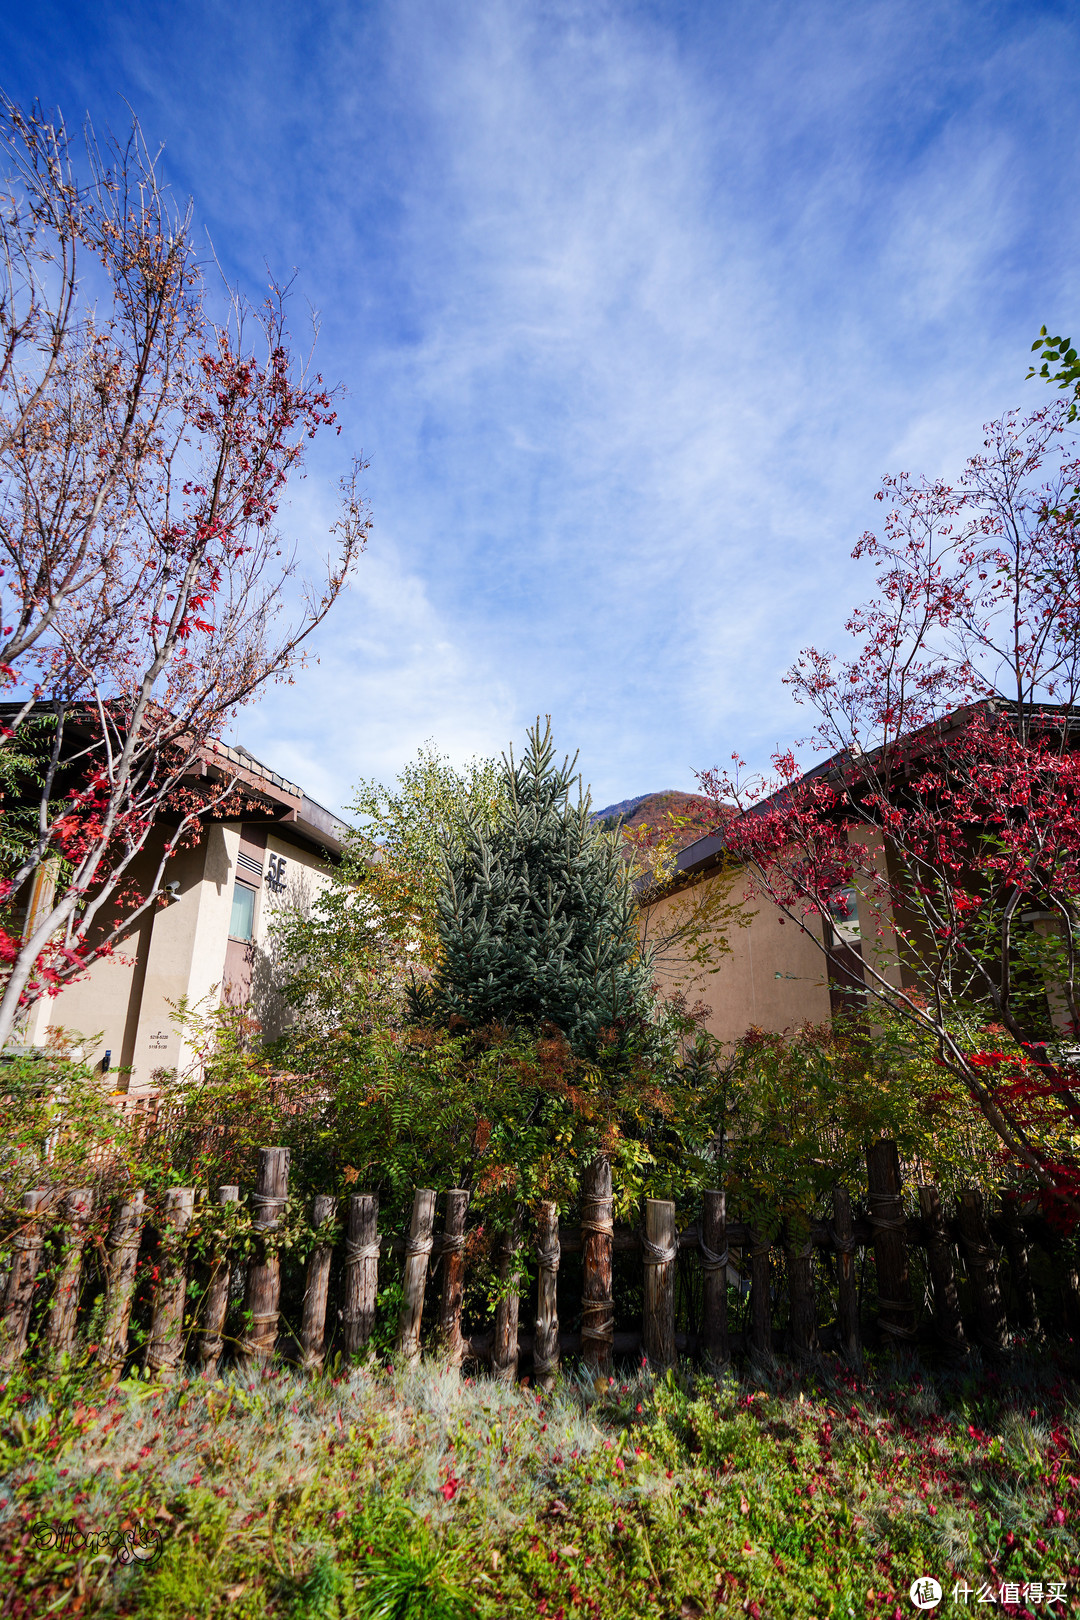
[229,512,518,812]
[5,0,1080,809]
[328,0,1080,799]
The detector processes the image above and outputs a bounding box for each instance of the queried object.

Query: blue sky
[3,0,1079,814]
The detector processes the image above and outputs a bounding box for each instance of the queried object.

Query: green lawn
[1,1349,1077,1618]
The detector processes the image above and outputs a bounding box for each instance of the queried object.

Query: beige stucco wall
[846,827,904,998]
[249,832,336,1039]
[126,824,240,1085]
[22,947,123,1060]
[22,840,169,1073]
[18,819,338,1083]
[641,862,833,1045]
[27,824,241,1087]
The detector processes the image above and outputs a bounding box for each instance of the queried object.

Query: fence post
[46,1188,94,1359]
[342,1193,379,1356]
[700,1189,729,1370]
[0,1189,51,1368]
[866,1139,916,1348]
[300,1194,338,1372]
[199,1186,239,1378]
[241,1147,290,1373]
[643,1198,677,1370]
[830,1187,861,1367]
[1001,1195,1040,1337]
[747,1223,772,1358]
[783,1213,817,1359]
[145,1188,195,1381]
[533,1201,560,1390]
[438,1189,470,1366]
[99,1190,145,1379]
[918,1184,968,1362]
[1058,1239,1080,1334]
[957,1188,1008,1357]
[492,1216,522,1384]
[580,1154,614,1378]
[396,1188,436,1365]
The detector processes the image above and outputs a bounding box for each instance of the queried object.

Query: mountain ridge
[590,789,715,852]
[590,791,662,823]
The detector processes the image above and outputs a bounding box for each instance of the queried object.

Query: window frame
[228,879,257,943]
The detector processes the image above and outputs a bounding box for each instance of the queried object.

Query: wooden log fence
[0,1189,51,1368]
[830,1187,860,1367]
[46,1188,93,1359]
[242,1147,289,1372]
[397,1188,437,1365]
[300,1194,337,1373]
[919,1184,968,1363]
[1,1138,1076,1380]
[580,1154,614,1376]
[439,1189,470,1365]
[492,1215,523,1384]
[784,1212,817,1361]
[145,1188,195,1381]
[747,1221,771,1358]
[642,1198,677,1371]
[957,1189,1008,1358]
[342,1192,379,1355]
[866,1138,916,1347]
[1002,1197,1040,1337]
[533,1200,561,1389]
[700,1188,728,1369]
[199,1185,240,1378]
[99,1190,145,1380]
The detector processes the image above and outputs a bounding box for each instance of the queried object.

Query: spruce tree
[414,720,656,1055]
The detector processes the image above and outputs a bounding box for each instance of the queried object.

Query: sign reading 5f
[267,854,287,894]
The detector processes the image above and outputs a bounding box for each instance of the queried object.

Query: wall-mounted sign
[266,853,287,894]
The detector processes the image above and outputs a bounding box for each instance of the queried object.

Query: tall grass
[1,1350,1077,1618]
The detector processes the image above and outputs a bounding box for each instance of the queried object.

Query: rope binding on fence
[877,1308,918,1341]
[579,1297,615,1343]
[579,1196,613,1237]
[641,1233,679,1266]
[867,1192,907,1233]
[699,1238,729,1274]
[344,1238,381,1264]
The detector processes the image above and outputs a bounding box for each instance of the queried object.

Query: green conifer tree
[413,720,656,1055]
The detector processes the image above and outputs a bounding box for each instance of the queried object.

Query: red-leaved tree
[700,403,1080,1212]
[0,100,368,1045]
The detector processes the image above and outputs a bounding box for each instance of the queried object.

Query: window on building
[229,881,256,941]
[827,886,861,945]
